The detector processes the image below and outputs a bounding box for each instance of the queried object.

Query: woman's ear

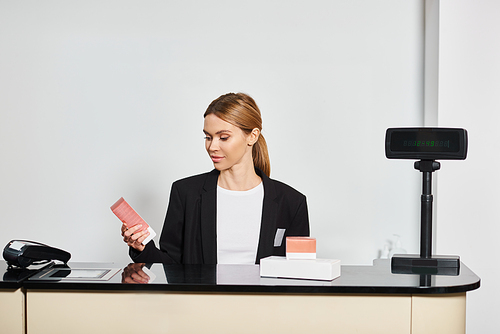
[248,128,260,146]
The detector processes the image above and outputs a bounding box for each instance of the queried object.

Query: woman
[121,92,309,264]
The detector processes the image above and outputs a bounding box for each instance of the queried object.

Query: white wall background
[3,0,494,332]
[0,0,424,265]
[436,0,500,332]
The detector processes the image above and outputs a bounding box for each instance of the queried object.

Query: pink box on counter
[286,237,316,260]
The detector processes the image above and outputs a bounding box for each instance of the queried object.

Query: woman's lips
[211,155,224,163]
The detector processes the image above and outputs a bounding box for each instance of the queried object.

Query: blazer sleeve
[287,194,310,237]
[129,182,184,264]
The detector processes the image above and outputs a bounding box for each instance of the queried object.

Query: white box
[260,256,341,281]
[286,252,316,260]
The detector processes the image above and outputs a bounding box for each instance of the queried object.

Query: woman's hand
[121,223,150,252]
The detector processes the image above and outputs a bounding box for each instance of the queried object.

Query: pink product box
[110,197,156,245]
[286,237,317,260]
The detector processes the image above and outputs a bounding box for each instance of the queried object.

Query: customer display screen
[385,128,467,160]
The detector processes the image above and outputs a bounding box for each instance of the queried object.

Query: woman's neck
[218,164,261,191]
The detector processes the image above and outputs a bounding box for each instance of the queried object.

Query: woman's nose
[208,139,219,151]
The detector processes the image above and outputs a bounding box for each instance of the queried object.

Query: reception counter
[0,261,26,334]
[2,259,480,334]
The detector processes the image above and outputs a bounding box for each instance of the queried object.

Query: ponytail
[253,134,271,177]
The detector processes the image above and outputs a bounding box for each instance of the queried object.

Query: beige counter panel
[27,290,412,334]
[0,288,25,334]
[412,293,466,334]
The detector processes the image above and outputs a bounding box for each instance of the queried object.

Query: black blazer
[130,168,310,264]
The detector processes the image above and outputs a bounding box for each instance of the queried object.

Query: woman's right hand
[121,223,150,252]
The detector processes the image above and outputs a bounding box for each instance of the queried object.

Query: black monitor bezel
[385,127,468,160]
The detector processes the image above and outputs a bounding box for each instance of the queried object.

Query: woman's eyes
[204,136,229,141]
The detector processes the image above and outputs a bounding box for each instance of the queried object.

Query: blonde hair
[204,93,271,176]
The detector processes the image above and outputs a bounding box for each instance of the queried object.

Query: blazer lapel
[256,169,278,263]
[200,170,219,264]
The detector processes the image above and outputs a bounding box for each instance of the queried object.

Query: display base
[391,254,460,275]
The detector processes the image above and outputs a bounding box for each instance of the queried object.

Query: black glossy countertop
[11,259,481,295]
[1,261,53,289]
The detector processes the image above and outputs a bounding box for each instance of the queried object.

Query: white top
[216,182,264,264]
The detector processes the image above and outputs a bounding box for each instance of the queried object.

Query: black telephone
[3,240,71,268]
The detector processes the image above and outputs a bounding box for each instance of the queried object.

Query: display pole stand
[391,160,460,275]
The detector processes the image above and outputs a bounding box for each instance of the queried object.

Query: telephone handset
[3,240,71,268]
